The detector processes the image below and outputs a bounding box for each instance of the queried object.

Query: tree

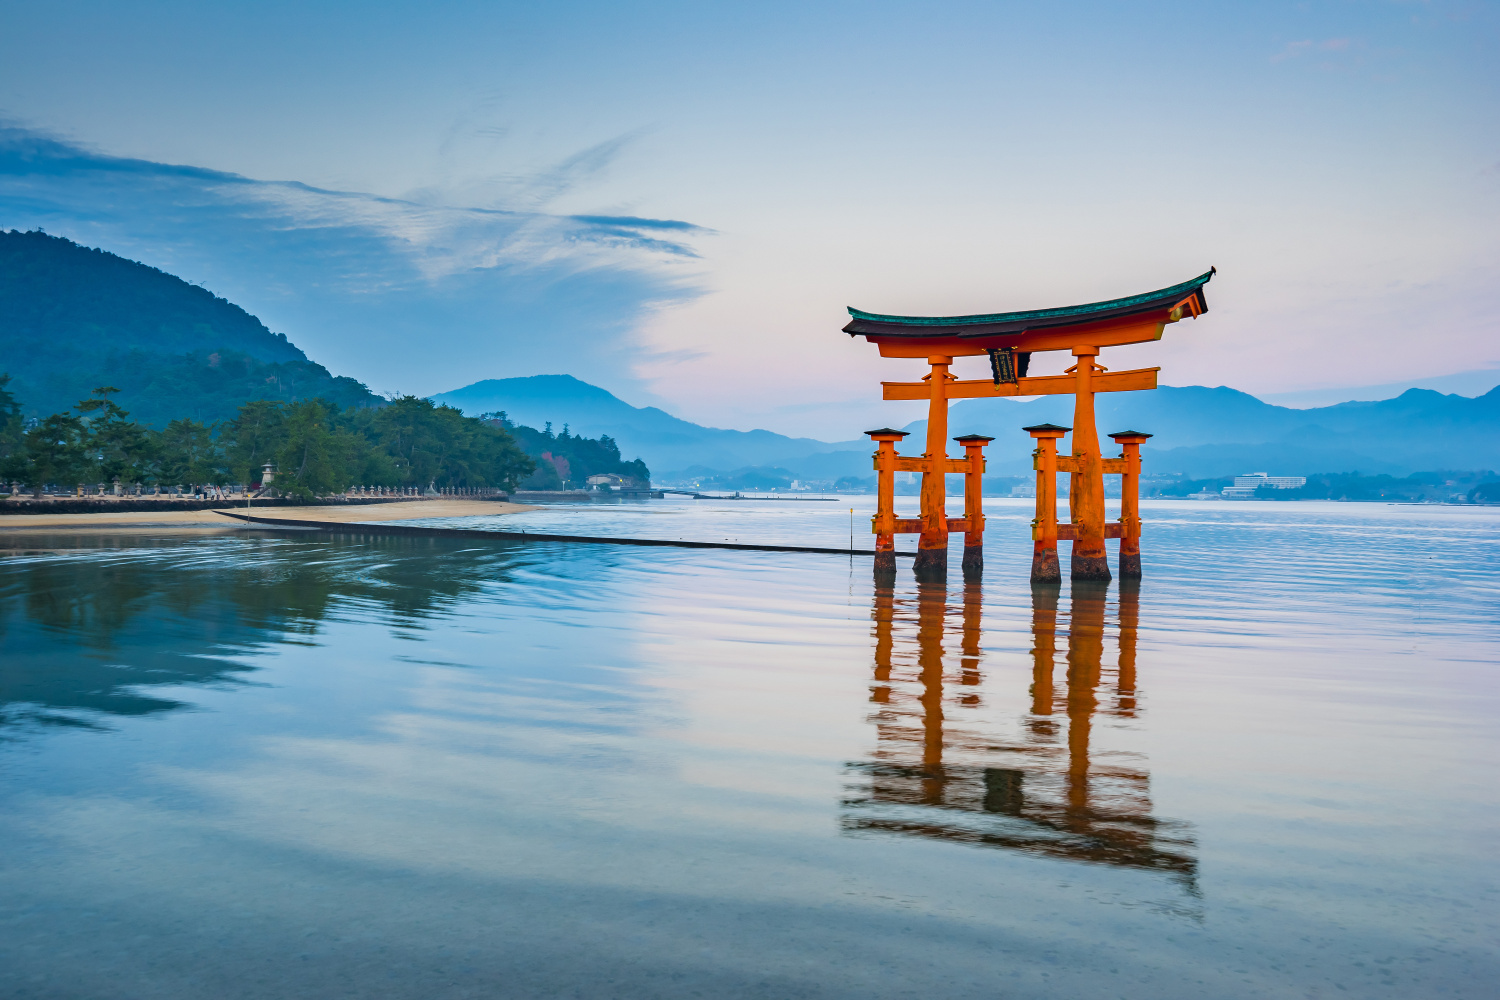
[75,386,154,488]
[499,418,647,489]
[154,419,220,489]
[0,374,23,478]
[9,413,88,496]
[220,399,286,485]
[272,400,364,500]
[343,396,533,490]
[4,390,537,501]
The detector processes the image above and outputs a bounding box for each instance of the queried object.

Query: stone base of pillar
[874,550,897,578]
[1070,547,1112,581]
[1118,551,1141,578]
[913,545,947,582]
[961,543,982,579]
[1030,544,1060,583]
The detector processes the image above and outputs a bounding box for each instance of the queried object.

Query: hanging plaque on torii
[844,268,1215,582]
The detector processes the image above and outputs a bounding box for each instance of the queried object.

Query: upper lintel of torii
[845,268,1214,358]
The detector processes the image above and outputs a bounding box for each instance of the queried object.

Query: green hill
[0,229,378,424]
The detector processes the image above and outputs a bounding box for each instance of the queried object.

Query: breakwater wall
[216,510,907,557]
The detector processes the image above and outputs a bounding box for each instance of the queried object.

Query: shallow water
[1,499,1496,998]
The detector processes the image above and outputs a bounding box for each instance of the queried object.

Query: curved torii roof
[845,268,1214,357]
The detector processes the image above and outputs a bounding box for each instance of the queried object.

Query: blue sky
[0,0,1495,436]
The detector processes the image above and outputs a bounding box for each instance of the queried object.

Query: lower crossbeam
[1034,522,1140,541]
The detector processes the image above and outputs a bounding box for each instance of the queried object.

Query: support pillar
[955,434,993,580]
[914,355,953,582]
[1109,430,1152,579]
[866,428,908,579]
[1024,423,1070,583]
[1069,346,1111,581]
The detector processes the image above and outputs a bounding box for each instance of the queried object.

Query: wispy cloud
[515,131,644,209]
[0,123,710,395]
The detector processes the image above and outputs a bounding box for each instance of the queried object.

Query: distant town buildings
[1220,472,1306,499]
[1185,472,1308,500]
[586,473,646,490]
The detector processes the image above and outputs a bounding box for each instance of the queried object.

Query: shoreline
[0,495,434,516]
[0,499,536,532]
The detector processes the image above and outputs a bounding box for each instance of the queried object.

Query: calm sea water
[1,498,1496,999]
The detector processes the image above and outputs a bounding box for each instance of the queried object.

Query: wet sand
[0,499,535,532]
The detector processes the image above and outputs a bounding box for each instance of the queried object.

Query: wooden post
[1069,346,1110,581]
[1025,423,1070,583]
[866,428,907,577]
[954,434,992,579]
[915,355,953,581]
[1109,430,1152,579]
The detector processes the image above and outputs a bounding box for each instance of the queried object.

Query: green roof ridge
[847,268,1215,327]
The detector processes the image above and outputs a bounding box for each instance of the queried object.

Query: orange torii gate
[845,269,1214,582]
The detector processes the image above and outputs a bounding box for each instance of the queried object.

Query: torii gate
[845,268,1214,582]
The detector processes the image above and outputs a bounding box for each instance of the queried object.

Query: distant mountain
[10,224,1483,480]
[0,229,378,424]
[435,374,1500,482]
[1259,368,1500,408]
[432,375,846,472]
[887,384,1500,478]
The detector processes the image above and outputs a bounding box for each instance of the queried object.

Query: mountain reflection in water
[0,532,511,732]
[843,578,1196,888]
[2,501,1497,998]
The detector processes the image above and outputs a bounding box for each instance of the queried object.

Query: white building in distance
[1222,472,1307,499]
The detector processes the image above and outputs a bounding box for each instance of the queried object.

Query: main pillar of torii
[846,269,1214,581]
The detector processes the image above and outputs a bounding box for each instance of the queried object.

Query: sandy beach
[0,499,535,532]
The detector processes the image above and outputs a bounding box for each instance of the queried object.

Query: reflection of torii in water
[843,580,1197,890]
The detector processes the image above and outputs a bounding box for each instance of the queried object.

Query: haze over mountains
[432,376,844,475]
[3,230,1496,483]
[436,374,1500,481]
[924,386,1500,479]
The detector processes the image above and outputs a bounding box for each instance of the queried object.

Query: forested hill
[0,229,378,424]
